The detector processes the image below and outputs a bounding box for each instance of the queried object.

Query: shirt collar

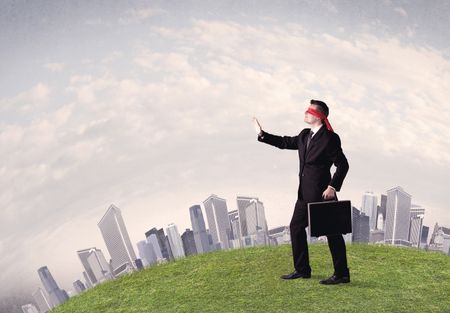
[311,124,323,137]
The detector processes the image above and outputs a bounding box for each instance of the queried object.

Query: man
[253,99,350,285]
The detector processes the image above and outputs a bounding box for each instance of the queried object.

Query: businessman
[254,100,350,285]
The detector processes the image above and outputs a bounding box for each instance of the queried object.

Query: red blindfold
[305,107,334,132]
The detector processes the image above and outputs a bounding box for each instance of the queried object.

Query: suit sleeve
[257,130,300,150]
[326,133,349,192]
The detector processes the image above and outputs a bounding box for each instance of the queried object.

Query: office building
[98,204,137,275]
[377,194,387,230]
[409,205,425,248]
[361,192,378,230]
[384,186,412,246]
[204,194,232,250]
[32,287,52,313]
[37,266,68,307]
[238,197,268,246]
[228,210,241,248]
[352,207,370,243]
[189,205,210,254]
[166,223,186,258]
[73,280,86,294]
[86,248,113,283]
[21,304,39,313]
[181,228,197,256]
[268,226,290,245]
[145,228,173,261]
[77,248,99,286]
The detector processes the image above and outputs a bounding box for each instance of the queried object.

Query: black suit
[258,125,350,276]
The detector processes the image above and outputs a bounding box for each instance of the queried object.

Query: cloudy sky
[1,0,449,298]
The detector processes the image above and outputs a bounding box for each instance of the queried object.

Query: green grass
[52,244,450,313]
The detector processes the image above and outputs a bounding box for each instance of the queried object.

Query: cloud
[118,7,167,25]
[394,6,408,17]
[2,17,450,297]
[44,62,65,72]
[0,83,50,114]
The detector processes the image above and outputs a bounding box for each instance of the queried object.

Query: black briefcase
[307,200,352,237]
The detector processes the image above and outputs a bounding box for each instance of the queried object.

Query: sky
[1,0,449,299]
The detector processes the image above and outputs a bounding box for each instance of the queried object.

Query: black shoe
[319,274,350,285]
[280,270,311,280]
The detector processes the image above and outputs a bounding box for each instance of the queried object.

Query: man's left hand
[322,186,336,200]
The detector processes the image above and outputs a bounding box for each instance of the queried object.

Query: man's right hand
[253,117,262,136]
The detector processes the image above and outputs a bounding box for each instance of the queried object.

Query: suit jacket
[258,125,349,203]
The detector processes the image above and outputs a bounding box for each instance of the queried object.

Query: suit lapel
[305,125,326,159]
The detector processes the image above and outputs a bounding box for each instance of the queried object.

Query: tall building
[82,271,93,289]
[21,304,39,313]
[420,225,430,248]
[238,197,268,246]
[32,287,52,313]
[145,228,173,261]
[268,226,291,245]
[377,194,387,230]
[236,196,253,238]
[73,280,86,294]
[181,228,197,256]
[146,233,164,260]
[351,207,370,243]
[429,223,450,255]
[98,204,137,275]
[361,192,378,230]
[228,210,240,240]
[409,205,425,248]
[86,248,113,283]
[37,266,68,307]
[77,248,99,286]
[166,223,186,258]
[228,210,241,248]
[204,194,232,250]
[189,205,210,254]
[384,186,412,246]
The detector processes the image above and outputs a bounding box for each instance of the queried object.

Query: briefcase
[307,200,352,237]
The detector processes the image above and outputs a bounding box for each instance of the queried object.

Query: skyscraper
[351,207,370,243]
[32,287,52,313]
[239,197,268,246]
[37,266,68,307]
[377,194,387,230]
[228,210,241,248]
[146,233,164,260]
[73,280,86,294]
[136,240,158,266]
[86,248,113,283]
[204,194,232,250]
[236,196,254,238]
[77,248,98,286]
[145,228,173,261]
[166,223,186,258]
[409,205,425,248]
[189,205,210,254]
[21,304,39,313]
[181,228,197,256]
[98,204,137,275]
[384,186,412,246]
[361,191,378,230]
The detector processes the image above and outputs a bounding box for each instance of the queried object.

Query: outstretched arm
[253,117,300,150]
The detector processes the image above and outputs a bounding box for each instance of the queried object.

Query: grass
[51,244,450,313]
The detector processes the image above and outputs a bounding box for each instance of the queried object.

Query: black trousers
[289,199,349,276]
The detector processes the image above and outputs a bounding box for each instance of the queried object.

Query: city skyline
[2,0,450,306]
[24,186,449,310]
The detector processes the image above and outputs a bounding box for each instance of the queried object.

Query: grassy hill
[52,244,450,313]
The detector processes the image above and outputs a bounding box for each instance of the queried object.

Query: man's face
[304,104,321,125]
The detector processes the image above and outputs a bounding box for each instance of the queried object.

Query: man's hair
[310,99,329,117]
